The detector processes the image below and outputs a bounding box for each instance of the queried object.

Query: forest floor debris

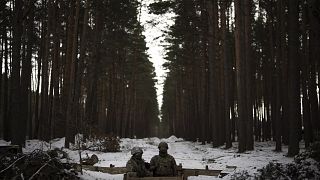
[71,134,121,153]
[1,136,319,179]
[0,148,79,179]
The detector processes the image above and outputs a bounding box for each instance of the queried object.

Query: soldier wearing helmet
[126,147,152,177]
[150,142,177,177]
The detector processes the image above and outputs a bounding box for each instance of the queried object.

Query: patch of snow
[0,139,11,146]
[20,136,310,180]
[23,138,65,153]
[188,175,220,180]
[163,135,184,143]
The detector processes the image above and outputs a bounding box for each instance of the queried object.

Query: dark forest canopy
[156,0,320,156]
[0,0,320,157]
[0,0,159,148]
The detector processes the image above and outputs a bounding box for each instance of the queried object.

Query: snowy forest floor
[0,136,315,180]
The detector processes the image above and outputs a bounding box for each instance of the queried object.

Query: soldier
[150,142,177,177]
[126,147,152,177]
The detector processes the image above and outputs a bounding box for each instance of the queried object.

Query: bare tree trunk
[2,30,9,140]
[200,0,208,144]
[280,1,289,145]
[0,30,3,138]
[97,77,107,134]
[244,0,254,150]
[220,0,232,149]
[308,0,320,138]
[301,1,313,148]
[85,0,103,135]
[235,0,247,153]
[33,21,43,138]
[275,0,285,152]
[74,0,90,135]
[39,0,52,140]
[207,0,219,147]
[64,0,80,147]
[50,0,61,138]
[287,0,300,157]
[21,1,34,140]
[10,0,24,145]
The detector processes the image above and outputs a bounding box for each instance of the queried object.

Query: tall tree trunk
[21,1,34,140]
[207,0,219,147]
[39,0,52,140]
[4,29,9,140]
[244,0,253,150]
[235,0,247,153]
[308,0,320,138]
[0,31,3,138]
[50,0,61,138]
[275,0,285,152]
[200,0,208,144]
[33,21,43,138]
[287,0,300,157]
[74,0,90,135]
[64,0,80,147]
[221,0,232,149]
[85,0,103,134]
[280,1,289,145]
[301,1,313,148]
[10,0,24,145]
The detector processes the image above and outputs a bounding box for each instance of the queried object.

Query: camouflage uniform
[126,147,152,177]
[126,157,152,177]
[150,142,177,177]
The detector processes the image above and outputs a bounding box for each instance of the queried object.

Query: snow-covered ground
[1,136,300,180]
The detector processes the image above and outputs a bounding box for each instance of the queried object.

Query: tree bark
[64,0,80,147]
[10,0,24,145]
[21,0,34,141]
[74,0,90,135]
[287,0,300,157]
[207,0,219,147]
[301,2,313,148]
[0,29,3,137]
[235,0,247,153]
[308,0,320,138]
[275,0,285,152]
[3,33,8,140]
[244,0,254,150]
[221,0,232,149]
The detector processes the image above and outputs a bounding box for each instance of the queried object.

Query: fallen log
[124,174,184,180]
[180,168,222,177]
[73,164,127,174]
[0,145,22,155]
[29,159,54,180]
[0,155,26,174]
[73,163,236,180]
[0,149,79,179]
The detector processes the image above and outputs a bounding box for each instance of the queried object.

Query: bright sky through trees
[140,0,175,111]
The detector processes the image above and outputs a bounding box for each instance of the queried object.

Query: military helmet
[131,147,143,155]
[158,142,168,149]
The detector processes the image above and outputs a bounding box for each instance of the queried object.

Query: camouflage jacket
[150,154,177,177]
[126,157,152,177]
